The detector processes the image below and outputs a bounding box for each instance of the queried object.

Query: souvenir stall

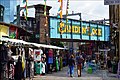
[31,43,65,74]
[0,37,66,79]
[0,37,33,80]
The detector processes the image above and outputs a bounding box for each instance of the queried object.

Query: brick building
[20,4,51,44]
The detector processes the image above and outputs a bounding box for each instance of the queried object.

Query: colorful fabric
[22,56,25,71]
[44,0,47,16]
[65,0,69,37]
[48,57,53,64]
[57,0,63,18]
[22,0,28,20]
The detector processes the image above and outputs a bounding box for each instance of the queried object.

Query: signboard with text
[104,0,120,5]
[49,16,110,41]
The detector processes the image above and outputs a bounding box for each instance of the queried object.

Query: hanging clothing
[0,45,8,62]
[14,56,22,80]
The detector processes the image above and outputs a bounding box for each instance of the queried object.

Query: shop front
[0,24,9,38]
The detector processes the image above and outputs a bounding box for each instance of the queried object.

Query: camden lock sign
[58,22,102,36]
[49,17,110,41]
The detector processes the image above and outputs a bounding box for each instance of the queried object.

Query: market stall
[0,37,66,79]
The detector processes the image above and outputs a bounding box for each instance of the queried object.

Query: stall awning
[0,37,66,50]
[31,43,65,49]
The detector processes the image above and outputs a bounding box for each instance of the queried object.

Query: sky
[20,0,109,21]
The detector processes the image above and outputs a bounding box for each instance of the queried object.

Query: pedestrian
[107,57,112,72]
[81,52,86,69]
[68,54,75,77]
[76,50,84,77]
[14,56,22,80]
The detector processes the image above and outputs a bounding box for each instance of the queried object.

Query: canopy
[0,37,65,50]
[29,43,65,49]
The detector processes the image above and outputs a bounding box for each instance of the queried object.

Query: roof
[0,21,32,36]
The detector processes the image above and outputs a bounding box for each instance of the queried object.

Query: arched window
[0,5,4,21]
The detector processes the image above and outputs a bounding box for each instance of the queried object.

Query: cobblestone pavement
[27,67,119,80]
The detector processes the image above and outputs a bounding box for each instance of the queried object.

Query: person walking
[76,50,84,77]
[68,54,75,77]
[107,57,112,72]
[14,56,22,80]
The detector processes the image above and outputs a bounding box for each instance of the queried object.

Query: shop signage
[49,17,110,41]
[58,22,80,34]
[57,22,102,36]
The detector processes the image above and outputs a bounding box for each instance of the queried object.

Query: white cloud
[20,0,109,21]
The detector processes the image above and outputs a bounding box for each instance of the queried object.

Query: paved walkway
[27,67,119,80]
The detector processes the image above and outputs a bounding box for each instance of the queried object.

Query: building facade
[0,0,17,23]
[109,5,120,59]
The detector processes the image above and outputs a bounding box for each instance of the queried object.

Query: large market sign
[49,17,110,41]
[57,22,102,37]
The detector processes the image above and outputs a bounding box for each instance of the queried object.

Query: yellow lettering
[98,29,102,36]
[60,22,64,28]
[92,28,97,35]
[74,26,79,33]
[94,29,97,35]
[59,24,82,34]
[82,27,86,34]
[68,26,71,33]
[72,26,75,33]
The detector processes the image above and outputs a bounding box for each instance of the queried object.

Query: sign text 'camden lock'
[58,22,102,36]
